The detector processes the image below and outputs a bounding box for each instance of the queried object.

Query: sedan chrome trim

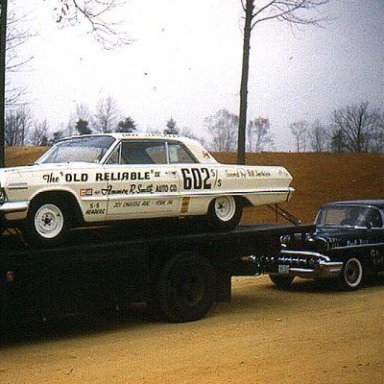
[331,242,384,250]
[276,250,343,279]
[0,201,30,212]
[103,188,293,201]
[8,182,28,190]
[280,249,331,261]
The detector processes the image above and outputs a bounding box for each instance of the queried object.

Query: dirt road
[1,275,383,384]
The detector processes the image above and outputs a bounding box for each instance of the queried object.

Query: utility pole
[0,0,8,167]
[237,0,254,165]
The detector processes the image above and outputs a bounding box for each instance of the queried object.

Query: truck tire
[337,257,363,290]
[269,274,295,289]
[207,196,243,231]
[26,196,72,246]
[156,252,216,323]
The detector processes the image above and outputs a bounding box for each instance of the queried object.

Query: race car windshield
[37,136,116,164]
[315,206,383,228]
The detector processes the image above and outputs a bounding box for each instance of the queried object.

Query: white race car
[0,134,294,245]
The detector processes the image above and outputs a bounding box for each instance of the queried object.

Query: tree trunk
[0,0,8,167]
[237,0,254,165]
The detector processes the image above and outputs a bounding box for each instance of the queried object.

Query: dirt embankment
[217,152,384,223]
[6,147,383,224]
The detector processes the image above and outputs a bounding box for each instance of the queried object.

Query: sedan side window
[106,143,121,164]
[366,209,383,228]
[120,141,167,164]
[168,142,197,164]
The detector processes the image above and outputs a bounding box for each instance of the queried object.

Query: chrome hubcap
[214,196,236,222]
[35,204,64,239]
[344,258,362,287]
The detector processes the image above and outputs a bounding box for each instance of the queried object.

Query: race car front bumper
[0,201,30,221]
[265,249,343,279]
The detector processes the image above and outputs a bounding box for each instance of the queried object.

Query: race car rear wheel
[269,274,295,289]
[26,196,72,246]
[207,196,243,231]
[338,257,363,290]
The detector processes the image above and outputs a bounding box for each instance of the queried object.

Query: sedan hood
[0,162,102,174]
[315,226,369,240]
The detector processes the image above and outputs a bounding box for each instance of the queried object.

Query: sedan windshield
[37,136,115,164]
[315,206,383,228]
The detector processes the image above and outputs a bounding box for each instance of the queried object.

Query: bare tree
[54,0,129,49]
[330,101,379,152]
[308,119,329,152]
[4,0,33,106]
[1,0,129,166]
[370,114,384,153]
[66,102,93,135]
[75,102,92,121]
[330,128,346,153]
[94,95,120,133]
[30,120,49,146]
[237,0,331,164]
[4,105,32,146]
[247,117,274,152]
[290,120,308,152]
[206,109,238,152]
[179,127,206,146]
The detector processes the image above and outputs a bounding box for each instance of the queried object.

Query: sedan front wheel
[338,257,363,290]
[26,197,72,246]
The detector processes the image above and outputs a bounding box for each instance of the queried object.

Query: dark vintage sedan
[266,200,384,290]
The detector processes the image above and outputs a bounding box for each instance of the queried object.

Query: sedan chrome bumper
[266,249,343,279]
[0,201,29,221]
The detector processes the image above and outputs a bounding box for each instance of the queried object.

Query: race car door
[103,139,181,220]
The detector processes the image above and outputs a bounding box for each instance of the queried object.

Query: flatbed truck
[0,220,313,334]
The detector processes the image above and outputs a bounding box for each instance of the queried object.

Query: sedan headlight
[280,234,291,244]
[315,237,329,253]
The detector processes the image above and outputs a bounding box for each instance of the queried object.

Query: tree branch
[55,0,130,49]
[251,0,330,29]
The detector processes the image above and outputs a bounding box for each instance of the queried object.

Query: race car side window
[106,143,121,164]
[168,142,197,164]
[120,141,167,164]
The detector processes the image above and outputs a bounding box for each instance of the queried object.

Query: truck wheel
[207,196,243,231]
[338,257,363,290]
[26,196,72,246]
[269,274,295,289]
[156,253,216,323]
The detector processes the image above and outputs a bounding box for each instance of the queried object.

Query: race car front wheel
[26,196,72,246]
[207,196,243,231]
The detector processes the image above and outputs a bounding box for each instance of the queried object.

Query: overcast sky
[10,0,384,150]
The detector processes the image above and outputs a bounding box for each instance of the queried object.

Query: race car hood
[0,162,102,174]
[0,162,103,187]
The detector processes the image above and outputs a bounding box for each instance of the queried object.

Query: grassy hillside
[5,147,384,224]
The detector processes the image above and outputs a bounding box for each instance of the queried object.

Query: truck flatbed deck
[1,222,313,331]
